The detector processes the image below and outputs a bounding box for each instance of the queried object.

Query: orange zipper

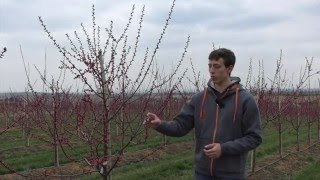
[210,104,220,176]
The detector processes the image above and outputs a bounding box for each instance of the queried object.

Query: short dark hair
[208,48,236,67]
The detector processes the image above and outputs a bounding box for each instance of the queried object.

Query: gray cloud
[145,1,248,26]
[214,13,289,30]
[1,0,320,91]
[298,1,320,16]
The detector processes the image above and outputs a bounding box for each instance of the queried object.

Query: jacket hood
[207,76,244,98]
[200,76,243,120]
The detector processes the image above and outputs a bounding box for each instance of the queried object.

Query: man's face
[208,58,233,84]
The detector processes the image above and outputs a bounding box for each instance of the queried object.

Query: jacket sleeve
[155,97,195,137]
[221,96,262,155]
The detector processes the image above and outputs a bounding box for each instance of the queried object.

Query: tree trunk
[318,100,320,142]
[6,100,9,128]
[279,123,283,158]
[99,51,112,180]
[26,135,30,147]
[116,124,119,136]
[296,129,300,151]
[22,125,25,138]
[318,116,320,142]
[163,135,167,146]
[250,149,256,173]
[54,142,59,167]
[163,110,168,146]
[102,165,108,180]
[121,106,125,150]
[26,126,30,147]
[308,123,311,146]
[5,117,8,129]
[53,97,59,167]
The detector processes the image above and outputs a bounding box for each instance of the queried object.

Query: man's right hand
[144,112,162,129]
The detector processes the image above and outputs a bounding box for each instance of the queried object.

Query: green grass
[79,150,195,180]
[0,145,88,174]
[110,125,320,179]
[1,119,319,179]
[0,125,195,175]
[80,125,319,179]
[255,123,318,159]
[294,160,320,180]
[113,151,194,180]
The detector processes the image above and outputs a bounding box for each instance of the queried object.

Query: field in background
[1,107,320,179]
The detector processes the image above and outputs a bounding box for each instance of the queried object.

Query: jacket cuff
[220,142,230,155]
[154,121,166,133]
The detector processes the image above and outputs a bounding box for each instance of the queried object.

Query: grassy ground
[81,124,320,179]
[0,125,194,174]
[248,142,320,180]
[294,160,320,180]
[113,151,194,180]
[1,120,319,179]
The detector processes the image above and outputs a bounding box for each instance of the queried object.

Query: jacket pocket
[195,138,212,174]
[214,154,245,175]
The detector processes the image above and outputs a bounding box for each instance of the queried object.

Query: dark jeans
[194,171,245,180]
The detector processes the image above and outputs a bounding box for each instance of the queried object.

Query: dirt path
[249,142,320,180]
[0,141,195,179]
[2,140,320,180]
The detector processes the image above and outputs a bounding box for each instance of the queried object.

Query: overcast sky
[1,0,320,92]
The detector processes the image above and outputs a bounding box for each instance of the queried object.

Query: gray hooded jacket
[155,77,262,179]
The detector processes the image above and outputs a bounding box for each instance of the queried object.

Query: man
[145,48,262,179]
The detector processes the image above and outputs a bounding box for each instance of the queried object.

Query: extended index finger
[147,112,155,117]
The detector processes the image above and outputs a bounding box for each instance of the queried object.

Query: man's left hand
[204,143,222,159]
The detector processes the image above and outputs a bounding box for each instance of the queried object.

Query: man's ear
[227,65,234,74]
